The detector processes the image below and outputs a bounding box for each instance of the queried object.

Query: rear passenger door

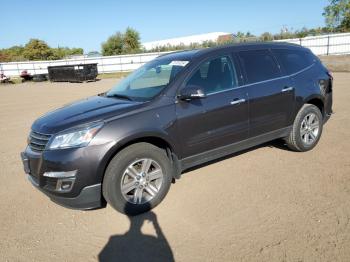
[237,49,295,137]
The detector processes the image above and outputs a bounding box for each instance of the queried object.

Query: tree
[123,27,141,53]
[51,47,84,60]
[245,32,255,38]
[323,0,350,31]
[23,39,53,60]
[67,47,84,56]
[234,31,245,38]
[0,46,25,62]
[0,43,83,62]
[260,32,274,41]
[102,32,124,56]
[295,27,309,38]
[0,51,10,62]
[101,28,141,56]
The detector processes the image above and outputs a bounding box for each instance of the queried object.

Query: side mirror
[178,85,206,101]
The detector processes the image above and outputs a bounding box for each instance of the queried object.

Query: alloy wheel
[300,113,320,145]
[120,158,164,204]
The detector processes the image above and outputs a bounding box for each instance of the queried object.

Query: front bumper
[20,144,109,210]
[27,175,103,209]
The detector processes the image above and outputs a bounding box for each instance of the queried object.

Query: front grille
[29,131,52,152]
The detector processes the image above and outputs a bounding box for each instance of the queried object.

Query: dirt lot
[320,55,350,72]
[0,74,349,262]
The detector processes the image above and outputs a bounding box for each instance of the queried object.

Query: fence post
[120,57,122,72]
[326,35,330,55]
[100,57,104,74]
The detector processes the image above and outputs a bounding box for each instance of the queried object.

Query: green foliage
[0,46,25,62]
[0,39,83,62]
[102,32,124,56]
[260,32,274,41]
[23,39,53,60]
[0,52,10,62]
[124,27,141,53]
[101,27,141,56]
[50,47,84,60]
[323,0,350,31]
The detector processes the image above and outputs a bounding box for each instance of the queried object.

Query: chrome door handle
[230,98,246,105]
[282,87,294,92]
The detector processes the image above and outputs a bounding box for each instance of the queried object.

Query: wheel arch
[305,95,325,117]
[98,132,181,188]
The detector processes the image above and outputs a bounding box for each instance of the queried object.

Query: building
[142,32,231,50]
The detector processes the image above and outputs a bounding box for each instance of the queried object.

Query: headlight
[48,122,103,150]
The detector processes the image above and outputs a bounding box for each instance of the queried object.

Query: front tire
[285,104,323,152]
[103,143,173,216]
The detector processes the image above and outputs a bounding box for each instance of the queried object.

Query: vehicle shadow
[98,140,288,261]
[98,208,174,262]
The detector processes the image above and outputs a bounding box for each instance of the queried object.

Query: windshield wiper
[106,93,133,101]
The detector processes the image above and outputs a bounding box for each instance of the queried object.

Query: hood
[32,95,142,134]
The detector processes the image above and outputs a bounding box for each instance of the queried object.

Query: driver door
[176,54,249,159]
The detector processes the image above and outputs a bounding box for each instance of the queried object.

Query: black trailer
[47,63,98,82]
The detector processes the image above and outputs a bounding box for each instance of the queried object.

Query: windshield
[106,58,190,101]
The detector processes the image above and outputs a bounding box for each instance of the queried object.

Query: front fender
[95,130,179,182]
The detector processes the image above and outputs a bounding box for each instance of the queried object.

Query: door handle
[281,86,294,93]
[230,98,246,105]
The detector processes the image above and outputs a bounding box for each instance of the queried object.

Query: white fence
[275,32,350,56]
[1,33,350,77]
[0,52,171,77]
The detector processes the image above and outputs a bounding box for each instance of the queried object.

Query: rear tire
[103,143,173,216]
[285,104,323,152]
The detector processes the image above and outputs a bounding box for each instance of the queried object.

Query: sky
[1,0,329,53]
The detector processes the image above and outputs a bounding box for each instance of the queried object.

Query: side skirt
[179,126,292,171]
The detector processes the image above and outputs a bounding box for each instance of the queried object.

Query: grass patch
[0,77,22,85]
[10,77,23,84]
[98,72,130,79]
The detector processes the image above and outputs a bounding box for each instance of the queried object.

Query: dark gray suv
[21,43,333,215]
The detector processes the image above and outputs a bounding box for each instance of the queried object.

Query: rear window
[238,50,281,84]
[272,49,315,75]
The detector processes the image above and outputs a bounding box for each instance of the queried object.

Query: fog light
[56,178,75,192]
[60,180,73,190]
[43,170,77,178]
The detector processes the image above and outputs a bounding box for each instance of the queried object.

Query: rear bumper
[28,175,104,209]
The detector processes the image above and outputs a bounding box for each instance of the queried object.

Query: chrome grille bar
[29,131,52,152]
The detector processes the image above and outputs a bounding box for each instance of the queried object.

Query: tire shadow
[98,208,174,262]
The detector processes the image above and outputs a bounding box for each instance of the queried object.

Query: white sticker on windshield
[169,61,189,67]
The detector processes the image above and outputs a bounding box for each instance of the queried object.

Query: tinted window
[273,49,315,75]
[187,56,238,94]
[238,50,281,84]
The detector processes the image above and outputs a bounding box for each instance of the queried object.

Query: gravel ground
[0,74,349,262]
[320,55,350,72]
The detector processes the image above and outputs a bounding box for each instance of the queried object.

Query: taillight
[326,70,333,80]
